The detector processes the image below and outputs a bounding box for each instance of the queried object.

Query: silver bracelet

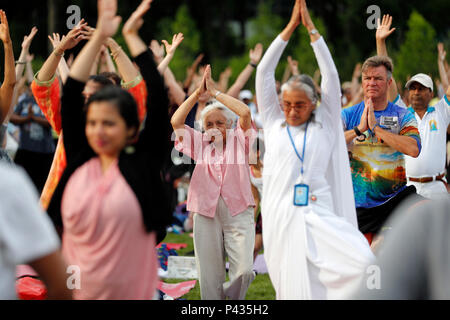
[110,46,122,60]
[214,91,222,99]
[53,50,65,57]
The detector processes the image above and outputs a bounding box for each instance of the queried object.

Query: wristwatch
[309,29,318,35]
[371,123,379,131]
[214,91,222,99]
[353,126,365,142]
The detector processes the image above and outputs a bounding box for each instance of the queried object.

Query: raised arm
[45,33,69,83]
[300,0,340,120]
[256,0,301,125]
[16,27,38,81]
[171,73,205,134]
[300,0,319,42]
[25,53,35,83]
[122,0,151,58]
[0,10,16,124]
[205,65,252,131]
[287,56,300,76]
[69,8,120,83]
[281,60,292,84]
[281,0,301,41]
[164,67,186,106]
[437,43,449,96]
[98,46,117,74]
[183,53,204,91]
[375,14,398,101]
[150,39,165,69]
[31,29,85,134]
[40,21,89,83]
[62,0,122,158]
[226,43,263,98]
[350,63,362,99]
[106,37,140,83]
[300,0,341,102]
[150,39,186,106]
[123,0,169,159]
[157,33,184,74]
[2,26,38,124]
[218,67,232,93]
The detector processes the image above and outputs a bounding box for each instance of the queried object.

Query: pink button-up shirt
[175,123,256,217]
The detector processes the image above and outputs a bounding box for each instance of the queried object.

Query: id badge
[293,184,309,206]
[380,116,399,133]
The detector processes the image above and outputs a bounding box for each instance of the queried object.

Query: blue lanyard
[286,121,309,175]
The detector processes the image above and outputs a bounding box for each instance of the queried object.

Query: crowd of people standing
[0,0,449,300]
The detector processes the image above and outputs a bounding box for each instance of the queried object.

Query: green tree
[210,1,283,91]
[217,1,330,93]
[289,14,329,79]
[246,0,284,50]
[156,4,201,82]
[394,11,437,83]
[247,1,329,83]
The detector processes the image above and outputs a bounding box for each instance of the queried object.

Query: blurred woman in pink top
[171,65,257,300]
[47,0,172,299]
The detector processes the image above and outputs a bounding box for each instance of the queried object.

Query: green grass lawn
[161,231,276,300]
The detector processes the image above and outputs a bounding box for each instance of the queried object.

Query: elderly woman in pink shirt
[171,65,257,300]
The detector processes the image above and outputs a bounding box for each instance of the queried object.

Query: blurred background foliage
[0,0,449,92]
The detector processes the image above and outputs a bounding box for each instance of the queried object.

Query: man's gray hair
[361,55,394,80]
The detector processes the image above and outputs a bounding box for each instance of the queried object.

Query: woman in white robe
[255,0,375,300]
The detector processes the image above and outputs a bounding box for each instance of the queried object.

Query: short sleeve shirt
[398,95,450,177]
[341,101,421,208]
[0,164,60,299]
[14,93,55,154]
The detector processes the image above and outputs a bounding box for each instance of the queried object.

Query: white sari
[255,35,375,299]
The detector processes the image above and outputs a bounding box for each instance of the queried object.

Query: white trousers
[193,197,255,300]
[407,180,449,199]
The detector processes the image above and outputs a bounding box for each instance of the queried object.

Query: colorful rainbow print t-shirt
[341,101,421,208]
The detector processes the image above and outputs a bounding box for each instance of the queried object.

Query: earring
[125,145,135,154]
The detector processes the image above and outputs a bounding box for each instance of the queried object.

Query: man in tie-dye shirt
[341,55,422,237]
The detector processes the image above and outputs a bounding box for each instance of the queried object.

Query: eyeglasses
[282,101,310,112]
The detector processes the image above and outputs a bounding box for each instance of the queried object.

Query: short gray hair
[280,74,319,105]
[199,100,237,131]
[362,55,393,80]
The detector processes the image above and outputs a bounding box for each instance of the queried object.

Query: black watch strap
[353,126,363,136]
